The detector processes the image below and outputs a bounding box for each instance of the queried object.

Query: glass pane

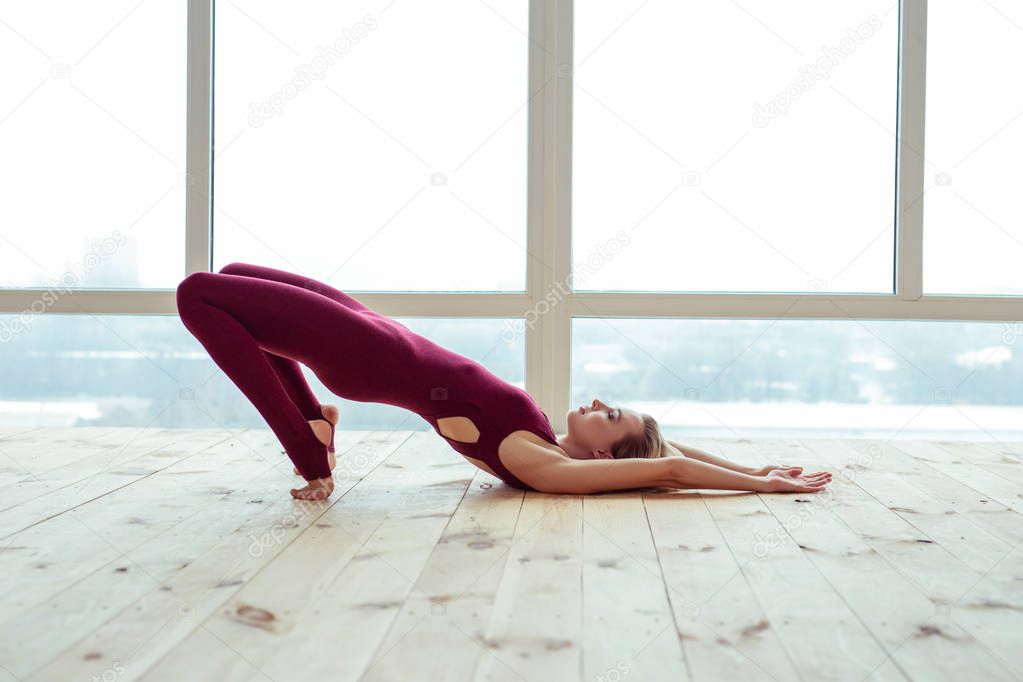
[0,314,524,433]
[573,2,898,293]
[213,1,529,292]
[923,1,1023,295]
[0,2,186,288]
[572,318,1023,441]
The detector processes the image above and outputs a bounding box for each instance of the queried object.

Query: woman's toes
[289,478,333,500]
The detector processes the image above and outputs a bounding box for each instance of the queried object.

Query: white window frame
[1,0,1020,433]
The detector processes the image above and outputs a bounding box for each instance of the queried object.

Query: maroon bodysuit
[176,262,557,489]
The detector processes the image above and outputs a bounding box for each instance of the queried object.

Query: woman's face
[564,398,644,459]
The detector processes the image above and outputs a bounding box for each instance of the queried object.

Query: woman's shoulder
[497,428,565,462]
[496,429,575,493]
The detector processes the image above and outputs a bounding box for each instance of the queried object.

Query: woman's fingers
[786,476,830,492]
[764,471,833,493]
[781,471,829,483]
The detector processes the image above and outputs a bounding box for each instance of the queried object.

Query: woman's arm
[668,439,801,477]
[506,440,771,494]
[547,457,687,494]
[504,441,830,495]
[667,439,758,474]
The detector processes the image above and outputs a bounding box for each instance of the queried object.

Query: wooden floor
[1,427,1022,682]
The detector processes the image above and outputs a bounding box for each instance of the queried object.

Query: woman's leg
[175,271,384,483]
[217,263,354,453]
[217,261,372,313]
[264,351,338,466]
[259,352,320,420]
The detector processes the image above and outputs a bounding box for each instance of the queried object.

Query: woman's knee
[176,271,216,308]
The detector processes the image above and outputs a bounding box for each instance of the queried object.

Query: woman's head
[561,398,669,460]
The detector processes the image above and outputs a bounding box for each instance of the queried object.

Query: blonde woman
[176,262,831,500]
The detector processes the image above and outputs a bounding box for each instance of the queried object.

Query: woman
[176,263,831,501]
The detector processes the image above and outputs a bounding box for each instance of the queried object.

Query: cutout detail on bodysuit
[436,416,480,443]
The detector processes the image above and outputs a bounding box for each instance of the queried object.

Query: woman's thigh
[216,262,373,313]
[177,271,401,400]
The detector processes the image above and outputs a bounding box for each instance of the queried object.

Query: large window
[572,318,1023,441]
[0,314,524,432]
[1,2,1021,439]
[213,1,530,292]
[923,0,1023,296]
[573,1,899,294]
[0,2,187,289]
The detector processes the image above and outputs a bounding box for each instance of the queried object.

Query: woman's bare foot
[290,476,334,501]
[293,414,337,475]
[308,418,331,446]
[321,404,339,453]
[289,419,335,500]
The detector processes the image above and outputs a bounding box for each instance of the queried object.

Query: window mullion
[895,0,927,300]
[525,0,573,433]
[185,0,213,276]
[550,0,574,434]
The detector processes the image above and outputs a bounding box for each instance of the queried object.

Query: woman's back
[329,312,559,489]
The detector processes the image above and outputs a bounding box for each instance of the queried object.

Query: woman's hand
[760,468,832,494]
[290,475,334,501]
[750,464,804,477]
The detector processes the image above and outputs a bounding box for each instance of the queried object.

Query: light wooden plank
[472,492,584,680]
[4,430,1018,681]
[685,438,904,682]
[818,440,1023,677]
[580,493,688,680]
[658,437,802,682]
[779,439,1018,681]
[645,490,800,681]
[928,439,1022,465]
[0,428,229,518]
[0,430,283,625]
[0,426,44,441]
[360,469,526,681]
[815,439,1012,574]
[931,440,1023,483]
[0,428,366,623]
[0,427,129,486]
[825,439,1023,548]
[138,432,471,682]
[0,431,367,678]
[0,429,231,538]
[0,447,138,514]
[24,431,410,682]
[893,440,1023,514]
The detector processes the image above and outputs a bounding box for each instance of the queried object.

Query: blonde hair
[609,413,682,459]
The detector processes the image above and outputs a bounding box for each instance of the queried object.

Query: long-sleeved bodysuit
[175,262,557,489]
